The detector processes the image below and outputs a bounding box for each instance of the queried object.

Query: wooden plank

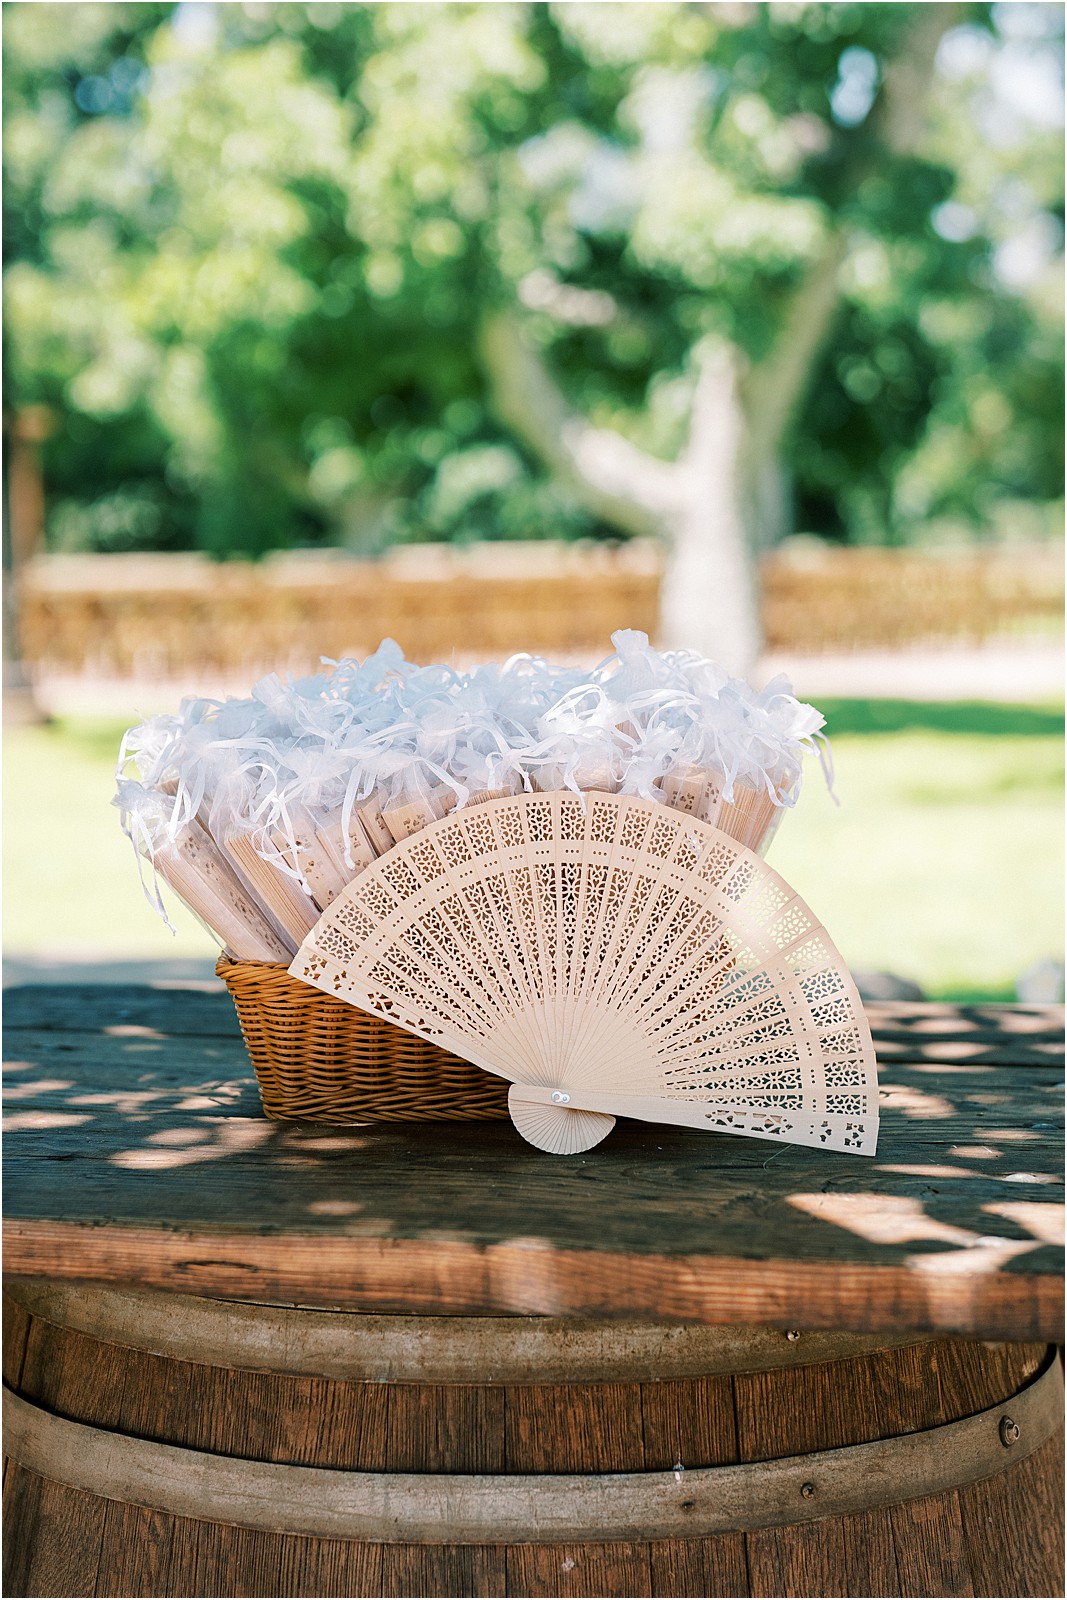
[4,1220,1062,1341]
[3,984,242,1038]
[4,1087,1061,1327]
[94,1500,175,1599]
[4,1029,256,1112]
[20,1317,130,1430]
[257,1534,382,1600]
[3,988,1063,1342]
[136,1514,376,1599]
[733,1338,995,1462]
[889,1493,975,1599]
[930,1339,1047,1419]
[506,1542,653,1598]
[5,1473,108,1599]
[5,987,1061,1065]
[638,1376,738,1473]
[956,1432,1065,1598]
[2,1290,31,1387]
[865,1002,1064,1068]
[4,1068,1061,1251]
[840,1506,905,1597]
[379,1545,506,1599]
[161,1512,238,1598]
[2,1463,44,1598]
[68,1338,394,1473]
[648,1534,750,1599]
[386,1384,505,1472]
[504,1382,645,1473]
[768,1506,907,1598]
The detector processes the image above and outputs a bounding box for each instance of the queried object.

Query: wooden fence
[15,539,1063,679]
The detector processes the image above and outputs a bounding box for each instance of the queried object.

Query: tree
[3,3,1063,670]
[474,6,960,667]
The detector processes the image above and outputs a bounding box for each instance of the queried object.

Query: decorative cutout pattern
[291,792,878,1156]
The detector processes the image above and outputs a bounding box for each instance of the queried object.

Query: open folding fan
[290,791,878,1157]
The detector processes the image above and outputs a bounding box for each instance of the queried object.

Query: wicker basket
[217,957,510,1123]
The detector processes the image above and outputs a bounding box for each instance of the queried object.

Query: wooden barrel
[3,1282,1063,1599]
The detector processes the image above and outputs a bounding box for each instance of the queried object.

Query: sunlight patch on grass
[772,727,1063,999]
[4,718,219,958]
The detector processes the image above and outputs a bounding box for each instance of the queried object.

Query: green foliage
[3,1,1063,556]
[812,697,1065,739]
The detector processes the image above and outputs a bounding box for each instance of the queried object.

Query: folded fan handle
[510,1084,877,1156]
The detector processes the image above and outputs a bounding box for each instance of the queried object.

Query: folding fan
[290,791,878,1157]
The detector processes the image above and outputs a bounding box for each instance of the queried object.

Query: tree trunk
[661,342,761,673]
[479,311,762,675]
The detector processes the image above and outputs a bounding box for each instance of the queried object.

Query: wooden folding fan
[290,791,878,1157]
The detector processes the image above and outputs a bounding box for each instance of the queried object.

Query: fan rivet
[999,1417,1020,1447]
[551,1091,571,1105]
[800,1482,816,1499]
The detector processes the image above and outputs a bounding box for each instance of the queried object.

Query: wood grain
[1,1463,43,1596]
[638,1375,739,1472]
[249,1532,382,1600]
[649,1534,750,1599]
[956,1434,1066,1599]
[747,1505,911,1599]
[889,1493,975,1599]
[3,988,1064,1340]
[5,1219,1061,1341]
[4,1302,1064,1598]
[3,983,243,1038]
[379,1545,507,1599]
[505,1542,653,1599]
[387,1384,505,1473]
[95,1501,175,1600]
[505,1381,645,1472]
[0,1468,106,1599]
[736,1338,1055,1598]
[1,1292,31,1391]
[53,1496,389,1600]
[6,986,1061,1064]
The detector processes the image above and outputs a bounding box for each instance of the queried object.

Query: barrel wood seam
[3,1354,1061,1545]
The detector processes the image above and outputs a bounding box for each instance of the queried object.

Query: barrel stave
[2,1289,1062,1599]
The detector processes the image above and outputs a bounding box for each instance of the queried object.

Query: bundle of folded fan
[115,630,832,961]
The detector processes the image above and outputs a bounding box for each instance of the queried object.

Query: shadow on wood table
[3,986,1063,1342]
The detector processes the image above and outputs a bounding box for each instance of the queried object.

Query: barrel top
[3,985,1063,1342]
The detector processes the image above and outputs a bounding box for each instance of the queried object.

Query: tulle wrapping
[115,632,832,958]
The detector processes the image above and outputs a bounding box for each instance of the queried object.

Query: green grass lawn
[4,699,1062,999]
[4,714,223,963]
[769,700,1063,1000]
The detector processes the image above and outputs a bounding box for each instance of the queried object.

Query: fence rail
[15,540,1063,679]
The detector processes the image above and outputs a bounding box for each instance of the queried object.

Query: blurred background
[3,0,1063,1001]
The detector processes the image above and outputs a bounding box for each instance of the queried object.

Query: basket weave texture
[217,957,510,1123]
